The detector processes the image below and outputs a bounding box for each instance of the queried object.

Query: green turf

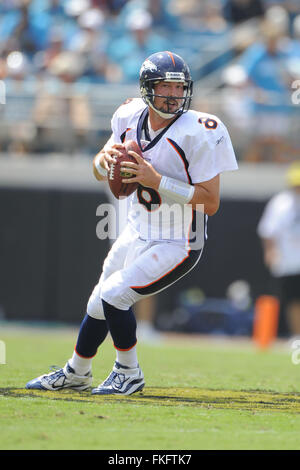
[1,325,300,450]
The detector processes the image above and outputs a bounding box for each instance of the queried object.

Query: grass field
[1,323,300,451]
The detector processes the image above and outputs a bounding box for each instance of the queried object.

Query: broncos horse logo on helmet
[139,51,193,119]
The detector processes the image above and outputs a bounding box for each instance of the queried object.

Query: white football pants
[87,223,202,319]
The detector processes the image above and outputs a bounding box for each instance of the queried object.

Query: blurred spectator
[106,9,171,82]
[5,49,34,87]
[33,51,91,153]
[288,14,300,57]
[0,58,7,81]
[148,0,180,31]
[63,0,95,48]
[264,4,290,35]
[0,0,50,57]
[240,19,298,162]
[67,7,110,81]
[220,64,254,158]
[285,16,300,110]
[3,50,37,154]
[12,2,38,55]
[263,1,300,24]
[29,0,68,22]
[223,0,265,24]
[1,0,296,157]
[92,0,127,14]
[257,161,300,337]
[31,3,114,84]
[33,26,65,75]
[74,7,105,53]
[196,2,229,35]
[68,5,125,83]
[64,0,91,17]
[120,0,180,31]
[165,0,231,76]
[169,0,228,34]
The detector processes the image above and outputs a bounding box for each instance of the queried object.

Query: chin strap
[148,101,176,119]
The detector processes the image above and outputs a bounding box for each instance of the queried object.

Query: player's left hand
[121,151,162,190]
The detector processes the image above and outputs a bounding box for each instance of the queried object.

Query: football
[108,140,142,199]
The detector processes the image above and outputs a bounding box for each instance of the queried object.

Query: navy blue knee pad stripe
[75,313,109,358]
[102,299,137,351]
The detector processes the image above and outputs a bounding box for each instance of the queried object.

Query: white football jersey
[111,98,238,250]
[257,190,300,276]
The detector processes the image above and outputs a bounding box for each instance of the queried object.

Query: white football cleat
[25,362,92,391]
[91,362,145,395]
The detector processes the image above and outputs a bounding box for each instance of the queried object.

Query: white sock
[116,345,138,369]
[69,350,93,376]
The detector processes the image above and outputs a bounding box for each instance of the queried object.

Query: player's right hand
[102,143,125,171]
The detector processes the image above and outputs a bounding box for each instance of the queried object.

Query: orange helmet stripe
[166,51,176,66]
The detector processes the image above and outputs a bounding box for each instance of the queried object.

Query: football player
[26,51,238,395]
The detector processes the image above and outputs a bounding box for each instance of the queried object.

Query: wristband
[94,154,107,177]
[158,176,194,204]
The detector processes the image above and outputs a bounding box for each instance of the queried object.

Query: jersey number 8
[198,118,218,129]
[137,185,161,212]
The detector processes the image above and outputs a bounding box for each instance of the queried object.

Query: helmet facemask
[141,77,193,119]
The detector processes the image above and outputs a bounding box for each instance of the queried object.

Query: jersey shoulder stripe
[166,138,192,184]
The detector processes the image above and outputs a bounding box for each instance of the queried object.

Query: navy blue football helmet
[139,51,193,119]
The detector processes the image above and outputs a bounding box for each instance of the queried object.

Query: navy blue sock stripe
[102,299,137,351]
[75,313,109,358]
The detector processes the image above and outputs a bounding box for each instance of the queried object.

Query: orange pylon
[253,295,280,348]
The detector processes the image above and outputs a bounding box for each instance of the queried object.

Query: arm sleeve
[111,109,121,143]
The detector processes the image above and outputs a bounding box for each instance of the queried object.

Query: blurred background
[0,0,299,342]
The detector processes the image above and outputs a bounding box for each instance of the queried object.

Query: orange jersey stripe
[166,138,190,183]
